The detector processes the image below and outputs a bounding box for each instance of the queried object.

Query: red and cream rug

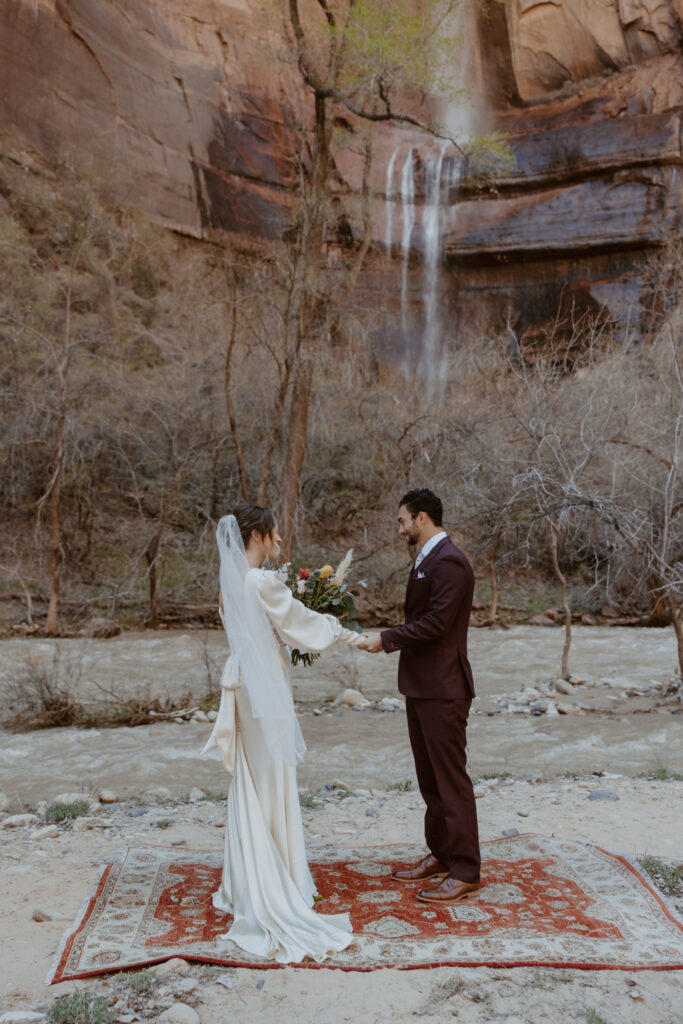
[50,836,683,981]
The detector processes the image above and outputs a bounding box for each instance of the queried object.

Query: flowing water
[0,627,680,803]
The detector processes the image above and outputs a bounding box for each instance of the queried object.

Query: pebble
[129,807,148,817]
[158,1004,200,1024]
[29,825,59,841]
[207,710,218,722]
[2,814,38,829]
[215,973,233,990]
[473,789,485,799]
[98,789,117,804]
[501,829,520,837]
[545,703,559,716]
[156,958,191,977]
[191,711,209,723]
[588,789,620,802]
[334,688,370,708]
[0,791,9,813]
[189,787,207,801]
[32,906,69,922]
[554,679,576,695]
[530,699,548,714]
[517,809,530,817]
[72,817,109,832]
[365,808,380,818]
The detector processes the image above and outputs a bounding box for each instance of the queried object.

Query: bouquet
[278,549,364,667]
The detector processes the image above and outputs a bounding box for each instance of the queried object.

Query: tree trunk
[548,519,572,680]
[487,536,499,626]
[45,429,63,635]
[224,293,249,503]
[277,93,331,555]
[278,356,314,559]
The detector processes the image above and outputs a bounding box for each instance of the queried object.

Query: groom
[360,489,481,903]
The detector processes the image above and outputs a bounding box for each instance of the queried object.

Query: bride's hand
[358,633,384,654]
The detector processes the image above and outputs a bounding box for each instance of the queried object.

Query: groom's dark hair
[399,489,443,527]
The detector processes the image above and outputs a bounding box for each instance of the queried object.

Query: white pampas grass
[331,548,353,587]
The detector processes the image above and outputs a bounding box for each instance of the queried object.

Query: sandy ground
[1,627,682,1022]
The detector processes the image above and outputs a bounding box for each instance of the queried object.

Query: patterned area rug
[50,836,683,981]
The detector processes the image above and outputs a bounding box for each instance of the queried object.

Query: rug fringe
[45,847,128,986]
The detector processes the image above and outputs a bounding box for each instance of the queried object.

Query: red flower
[298,568,311,580]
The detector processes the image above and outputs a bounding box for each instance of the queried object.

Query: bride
[202,505,363,963]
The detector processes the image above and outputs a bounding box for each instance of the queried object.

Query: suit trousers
[406,697,481,883]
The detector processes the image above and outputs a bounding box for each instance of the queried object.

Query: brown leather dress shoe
[417,876,481,903]
[392,854,447,883]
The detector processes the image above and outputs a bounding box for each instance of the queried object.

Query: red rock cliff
[2,0,682,334]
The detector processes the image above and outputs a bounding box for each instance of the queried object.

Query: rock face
[1,0,682,337]
[0,0,303,239]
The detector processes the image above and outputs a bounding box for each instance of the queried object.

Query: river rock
[0,1012,47,1023]
[144,786,172,802]
[2,814,38,829]
[554,679,576,695]
[545,703,559,716]
[29,825,59,841]
[502,828,520,838]
[72,816,109,832]
[32,906,69,922]
[207,710,218,721]
[335,688,370,708]
[98,789,117,804]
[0,792,10,813]
[53,792,89,805]
[174,978,199,994]
[588,789,620,801]
[530,614,556,627]
[191,711,209,723]
[377,697,405,711]
[189,787,207,801]
[158,1005,200,1024]
[156,958,191,977]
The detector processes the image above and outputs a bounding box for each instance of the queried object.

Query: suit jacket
[380,536,475,699]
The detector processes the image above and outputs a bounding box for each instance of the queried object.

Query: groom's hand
[359,634,384,654]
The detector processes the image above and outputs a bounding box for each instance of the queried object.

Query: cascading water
[384,142,461,391]
[384,149,398,255]
[420,146,446,390]
[399,149,416,363]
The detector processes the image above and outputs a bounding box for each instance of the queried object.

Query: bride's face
[263,527,282,563]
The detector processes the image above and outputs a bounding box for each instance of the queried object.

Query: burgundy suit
[381,536,480,883]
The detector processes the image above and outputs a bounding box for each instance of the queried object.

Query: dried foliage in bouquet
[278,549,364,666]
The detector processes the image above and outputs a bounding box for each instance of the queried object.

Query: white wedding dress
[202,567,361,963]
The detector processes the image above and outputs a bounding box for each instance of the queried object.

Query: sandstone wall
[2,0,683,336]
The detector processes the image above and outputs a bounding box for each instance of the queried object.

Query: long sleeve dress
[202,567,362,963]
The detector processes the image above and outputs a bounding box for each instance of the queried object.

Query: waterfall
[400,148,416,360]
[420,147,446,390]
[384,149,398,254]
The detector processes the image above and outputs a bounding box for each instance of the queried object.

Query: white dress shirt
[413,531,447,571]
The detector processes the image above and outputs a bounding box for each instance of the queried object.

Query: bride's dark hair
[231,504,276,548]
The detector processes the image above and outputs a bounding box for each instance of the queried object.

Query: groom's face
[397,505,421,547]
